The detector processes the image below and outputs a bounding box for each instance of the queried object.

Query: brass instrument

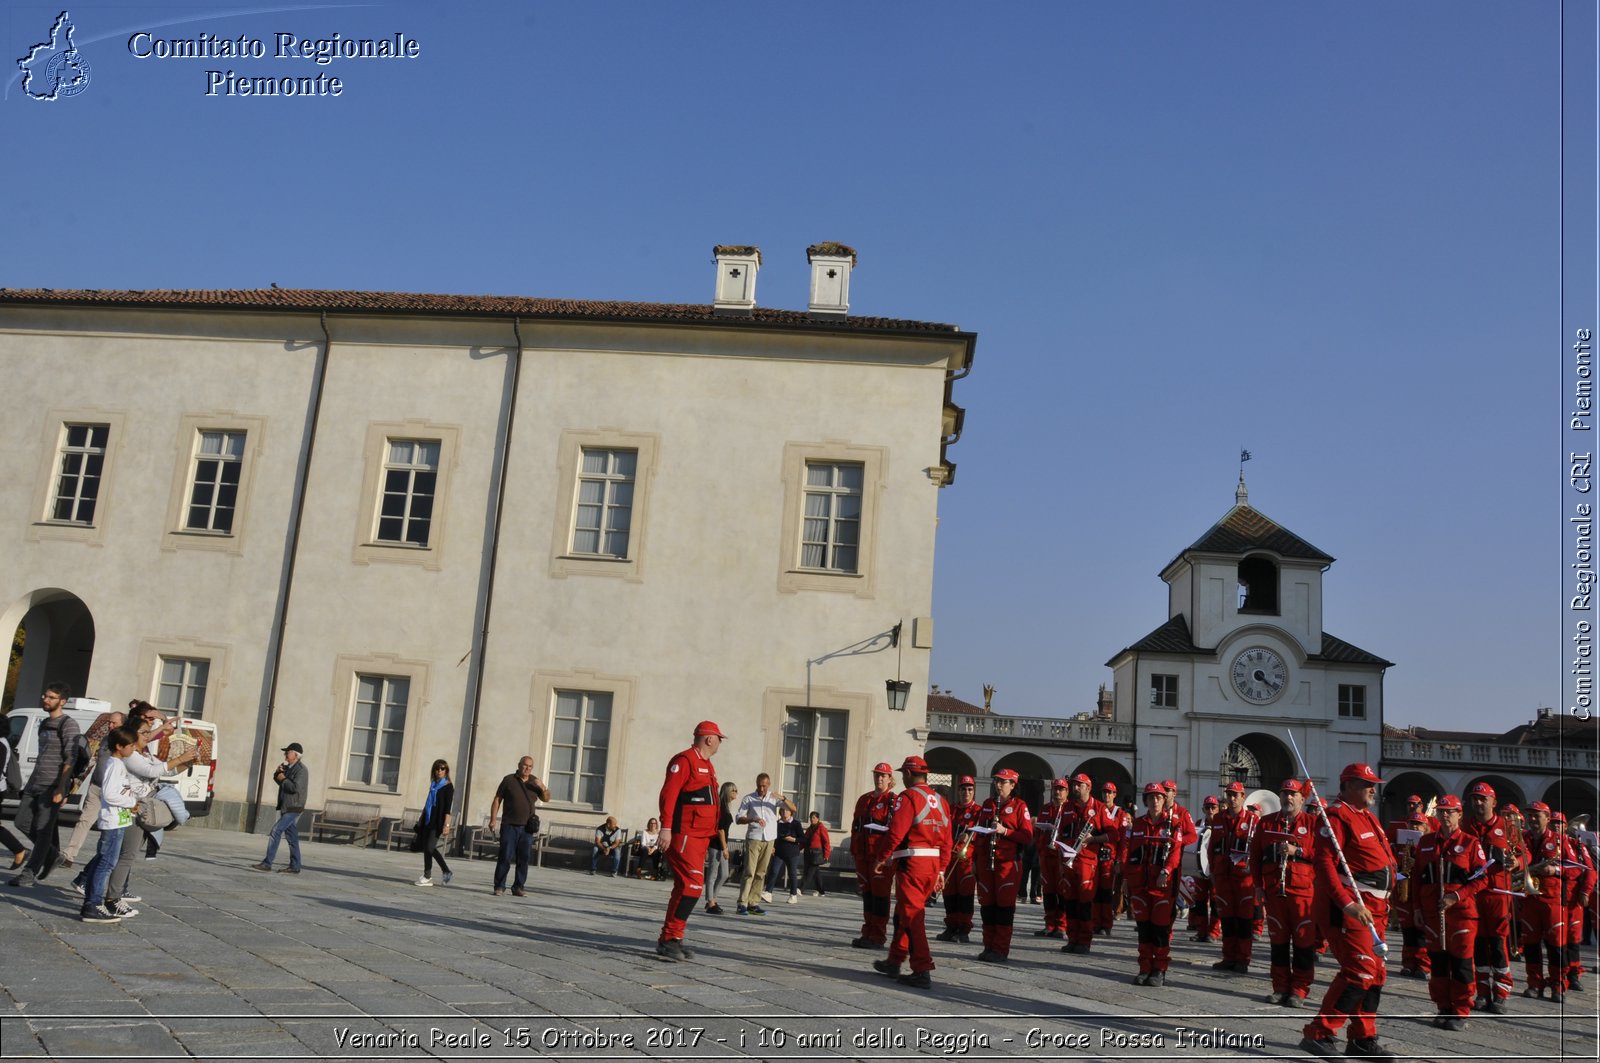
[1152,808,1174,891]
[1505,811,1528,893]
[1064,802,1097,870]
[1397,830,1415,904]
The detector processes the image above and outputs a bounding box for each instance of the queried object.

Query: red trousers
[1473,891,1513,1002]
[858,863,894,944]
[887,857,939,973]
[1566,901,1587,984]
[1395,898,1433,975]
[1304,895,1389,1044]
[941,857,976,932]
[1038,851,1068,933]
[658,832,709,943]
[1262,888,1317,998]
[1128,872,1176,974]
[1423,901,1478,1017]
[1188,878,1220,937]
[975,857,1021,956]
[1212,867,1256,966]
[1094,855,1120,930]
[1058,854,1099,948]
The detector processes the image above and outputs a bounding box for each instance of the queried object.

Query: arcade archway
[1219,732,1295,792]
[1,589,95,708]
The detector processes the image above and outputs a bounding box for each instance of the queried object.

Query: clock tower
[1105,476,1391,805]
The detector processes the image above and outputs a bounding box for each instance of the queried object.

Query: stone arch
[1,588,96,708]
[1073,756,1136,814]
[1379,770,1445,825]
[924,745,977,784]
[1462,774,1526,811]
[1542,776,1600,827]
[993,750,1054,814]
[1219,731,1295,793]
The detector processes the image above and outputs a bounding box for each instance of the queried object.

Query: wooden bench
[309,800,381,846]
[380,809,424,852]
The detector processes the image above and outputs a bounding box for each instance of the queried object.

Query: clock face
[1230,647,1287,703]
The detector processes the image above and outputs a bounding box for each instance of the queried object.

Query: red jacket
[979,794,1034,863]
[1412,828,1489,918]
[872,784,953,867]
[804,821,832,861]
[1314,799,1397,910]
[1527,829,1584,902]
[946,800,983,872]
[851,787,897,862]
[1122,810,1184,886]
[1209,807,1261,880]
[1463,814,1522,891]
[1251,808,1317,895]
[658,746,718,838]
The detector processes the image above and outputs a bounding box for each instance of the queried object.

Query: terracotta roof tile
[927,693,987,716]
[1174,504,1335,566]
[0,287,959,333]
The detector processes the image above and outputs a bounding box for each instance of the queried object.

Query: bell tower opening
[1237,554,1279,614]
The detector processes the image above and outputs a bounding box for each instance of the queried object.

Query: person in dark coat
[416,759,454,886]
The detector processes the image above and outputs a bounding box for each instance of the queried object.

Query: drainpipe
[455,317,523,849]
[248,311,332,832]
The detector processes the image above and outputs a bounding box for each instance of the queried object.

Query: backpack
[57,721,90,791]
[0,736,20,797]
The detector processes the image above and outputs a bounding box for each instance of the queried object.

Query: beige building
[0,252,975,838]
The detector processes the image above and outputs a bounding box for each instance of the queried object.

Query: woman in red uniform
[1412,795,1489,1030]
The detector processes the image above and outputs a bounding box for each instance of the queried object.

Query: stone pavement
[0,828,1594,1062]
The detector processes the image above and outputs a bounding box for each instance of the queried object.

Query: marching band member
[1054,773,1115,954]
[1463,781,1521,1011]
[1032,779,1071,940]
[868,756,952,989]
[1124,782,1184,987]
[1413,795,1489,1030]
[936,775,982,944]
[1209,780,1260,973]
[1388,809,1431,978]
[1554,812,1595,994]
[849,762,898,949]
[1188,794,1221,941]
[974,768,1033,963]
[1094,781,1129,935]
[1251,778,1318,1006]
[1518,803,1579,1001]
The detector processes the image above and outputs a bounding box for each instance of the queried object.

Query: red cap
[1553,812,1568,823]
[899,755,928,773]
[1435,795,1463,811]
[1279,779,1304,794]
[1203,795,1219,807]
[872,762,894,776]
[1467,781,1495,799]
[993,768,1020,782]
[1407,794,1424,804]
[1163,779,1178,791]
[1101,781,1118,792]
[1051,778,1070,790]
[1340,763,1383,785]
[1502,803,1521,815]
[1529,801,1551,814]
[693,720,726,739]
[957,775,976,787]
[1070,772,1093,785]
[1224,781,1246,794]
[1142,782,1165,795]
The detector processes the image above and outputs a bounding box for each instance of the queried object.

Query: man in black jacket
[253,743,308,873]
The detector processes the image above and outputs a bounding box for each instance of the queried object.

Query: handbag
[135,796,175,831]
[409,816,428,852]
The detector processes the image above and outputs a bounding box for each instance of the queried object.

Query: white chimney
[712,245,761,315]
[807,242,856,316]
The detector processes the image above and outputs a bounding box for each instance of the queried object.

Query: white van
[3,698,219,818]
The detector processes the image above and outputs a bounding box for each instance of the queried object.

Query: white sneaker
[761,891,773,903]
[788,893,799,904]
[121,895,142,903]
[415,876,434,886]
[69,881,85,897]
[111,900,140,918]
[441,871,453,885]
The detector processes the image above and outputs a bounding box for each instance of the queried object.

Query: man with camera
[252,743,307,873]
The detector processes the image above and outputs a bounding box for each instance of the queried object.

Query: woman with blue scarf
[416,759,454,886]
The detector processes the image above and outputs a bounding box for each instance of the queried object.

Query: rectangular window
[1150,673,1179,709]
[782,708,847,826]
[185,430,245,533]
[549,690,612,808]
[800,461,863,572]
[1338,684,1366,719]
[571,448,636,557]
[376,440,439,546]
[156,656,210,718]
[50,423,109,524]
[346,674,409,791]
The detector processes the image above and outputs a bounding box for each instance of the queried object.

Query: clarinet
[986,785,998,874]
[1152,810,1173,890]
[1278,815,1289,899]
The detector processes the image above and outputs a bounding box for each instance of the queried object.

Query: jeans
[81,825,125,913]
[263,810,302,870]
[62,782,102,862]
[767,847,801,893]
[15,790,65,878]
[495,824,533,891]
[106,822,149,901]
[591,845,621,874]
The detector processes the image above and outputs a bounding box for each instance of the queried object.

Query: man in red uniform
[1413,795,1490,1030]
[1405,794,1441,834]
[1125,782,1185,987]
[1299,763,1398,1063]
[654,720,724,961]
[1463,781,1521,1011]
[1209,780,1260,973]
[1188,794,1221,940]
[1389,810,1432,978]
[1095,781,1128,935]
[1053,773,1114,954]
[1518,803,1579,1000]
[869,756,952,989]
[1252,778,1318,1006]
[974,767,1033,962]
[1554,812,1595,994]
[936,775,982,944]
[850,762,897,949]
[1032,779,1071,940]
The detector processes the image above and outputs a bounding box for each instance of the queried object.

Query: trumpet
[1397,835,1414,904]
[1065,808,1097,870]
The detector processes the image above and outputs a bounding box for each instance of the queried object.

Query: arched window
[1237,555,1279,614]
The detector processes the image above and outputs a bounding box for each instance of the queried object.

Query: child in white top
[80,728,138,922]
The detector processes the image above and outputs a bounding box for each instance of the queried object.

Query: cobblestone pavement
[0,828,1594,1061]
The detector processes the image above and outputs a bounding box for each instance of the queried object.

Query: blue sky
[2,1,1583,733]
